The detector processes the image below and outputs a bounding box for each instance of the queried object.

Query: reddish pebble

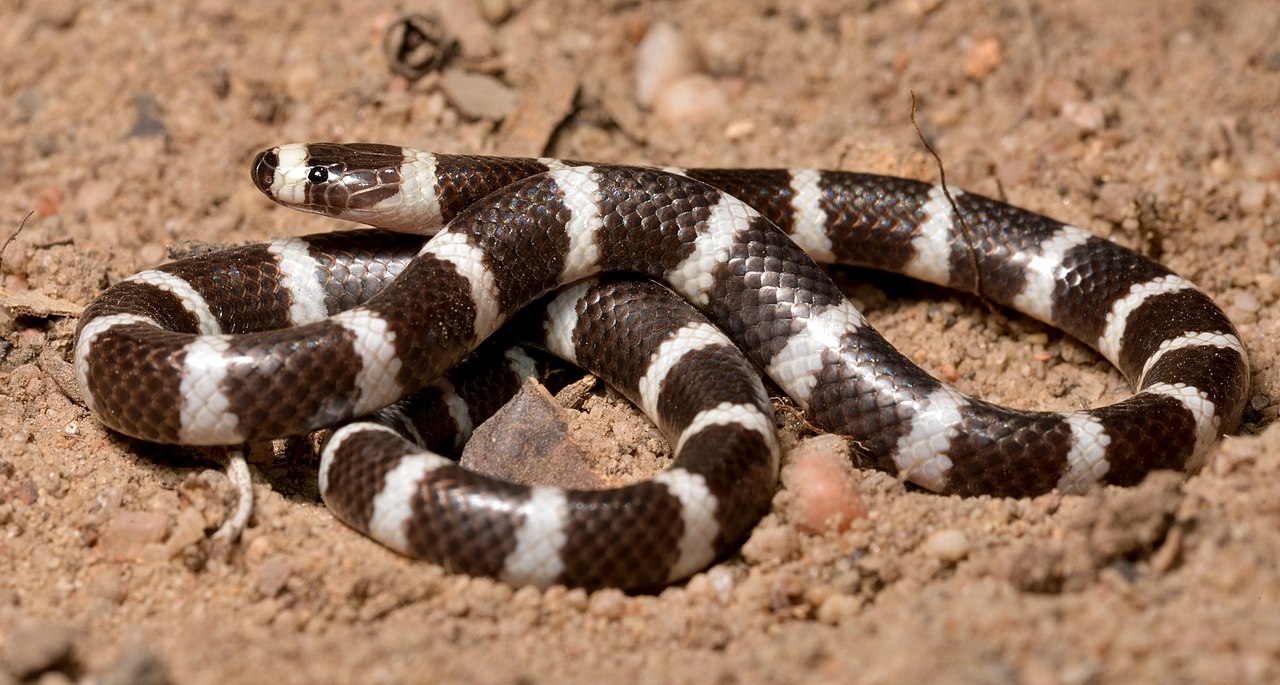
[32,185,63,217]
[964,37,1003,81]
[781,435,868,534]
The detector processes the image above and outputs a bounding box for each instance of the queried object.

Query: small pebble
[685,566,736,603]
[441,69,517,121]
[165,507,207,553]
[1093,182,1134,224]
[922,529,971,563]
[732,572,772,612]
[1036,74,1086,114]
[256,554,293,599]
[1237,181,1269,215]
[723,118,755,141]
[1231,290,1260,314]
[476,0,512,24]
[33,185,64,218]
[964,37,1003,81]
[244,534,274,563]
[98,511,168,561]
[741,524,801,565]
[815,593,861,625]
[705,565,737,600]
[1254,273,1280,300]
[781,435,868,534]
[651,73,728,125]
[85,568,127,605]
[1,620,76,679]
[1062,100,1106,132]
[586,588,627,620]
[634,21,702,108]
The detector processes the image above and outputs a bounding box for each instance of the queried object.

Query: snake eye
[308,166,329,184]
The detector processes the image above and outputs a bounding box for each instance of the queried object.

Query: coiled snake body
[73,143,1249,588]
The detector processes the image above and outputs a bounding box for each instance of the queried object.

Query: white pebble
[685,566,736,604]
[1232,290,1259,314]
[477,0,512,24]
[634,21,702,109]
[1237,182,1269,215]
[921,529,971,563]
[723,118,755,141]
[651,73,728,126]
[1062,101,1105,132]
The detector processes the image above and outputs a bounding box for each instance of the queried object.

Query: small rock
[1,620,76,679]
[732,572,772,612]
[723,118,755,141]
[1231,290,1260,314]
[85,567,127,605]
[815,593,861,625]
[497,61,579,156]
[441,68,518,121]
[244,534,275,564]
[684,566,736,604]
[586,588,627,620]
[165,507,208,555]
[98,511,168,561]
[1254,273,1280,301]
[1062,100,1106,132]
[780,435,868,533]
[256,554,293,599]
[651,73,728,125]
[476,0,512,24]
[994,158,1034,189]
[634,21,702,108]
[964,37,1003,81]
[921,529,971,563]
[740,524,800,566]
[705,565,737,600]
[33,185,64,218]
[1237,181,1269,215]
[461,380,606,489]
[1093,182,1134,224]
[1036,74,1086,114]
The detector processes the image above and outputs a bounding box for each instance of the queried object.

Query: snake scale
[73,143,1249,588]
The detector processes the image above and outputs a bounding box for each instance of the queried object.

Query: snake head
[252,143,441,233]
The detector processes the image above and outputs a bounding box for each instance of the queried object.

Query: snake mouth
[251,149,279,195]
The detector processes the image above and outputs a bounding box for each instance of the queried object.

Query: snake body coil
[73,143,1249,588]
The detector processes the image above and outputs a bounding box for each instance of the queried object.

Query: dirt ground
[2,0,1279,683]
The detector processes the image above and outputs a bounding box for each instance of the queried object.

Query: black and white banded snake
[73,143,1250,589]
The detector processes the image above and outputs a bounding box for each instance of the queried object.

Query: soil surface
[3,1,1280,683]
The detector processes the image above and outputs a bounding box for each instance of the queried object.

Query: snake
[73,142,1250,589]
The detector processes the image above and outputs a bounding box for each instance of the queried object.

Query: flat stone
[461,379,606,490]
[441,68,517,121]
[98,510,168,561]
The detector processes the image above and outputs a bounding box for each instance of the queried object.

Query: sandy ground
[2,0,1280,683]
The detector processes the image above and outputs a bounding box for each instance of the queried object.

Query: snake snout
[251,149,279,195]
